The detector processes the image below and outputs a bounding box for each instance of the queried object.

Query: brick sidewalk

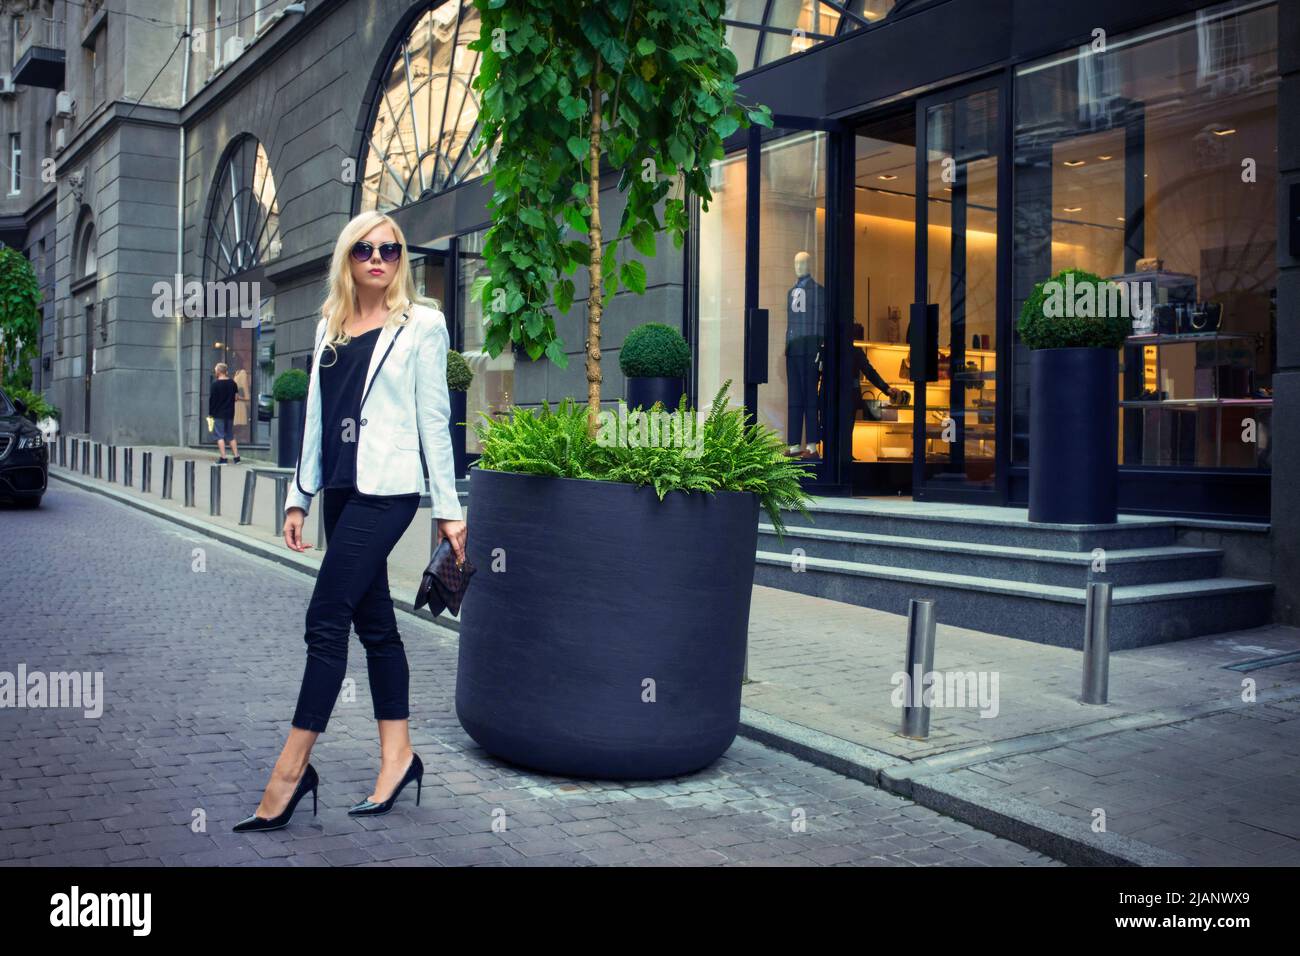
[41,451,1300,865]
[1,477,1056,867]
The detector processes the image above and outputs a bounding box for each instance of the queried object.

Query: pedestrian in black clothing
[209,363,240,463]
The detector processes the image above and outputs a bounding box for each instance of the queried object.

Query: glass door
[756,128,830,464]
[912,77,1006,500]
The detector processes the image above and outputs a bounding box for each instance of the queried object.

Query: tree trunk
[585,59,603,437]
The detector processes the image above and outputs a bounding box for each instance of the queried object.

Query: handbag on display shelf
[1184,302,1223,334]
[414,537,476,618]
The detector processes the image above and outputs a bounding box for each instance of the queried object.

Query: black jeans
[291,486,420,732]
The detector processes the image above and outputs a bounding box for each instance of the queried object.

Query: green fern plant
[473,381,813,538]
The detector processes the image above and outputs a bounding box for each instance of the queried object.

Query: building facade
[2,0,1295,622]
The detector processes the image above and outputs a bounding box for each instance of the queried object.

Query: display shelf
[1122,329,1269,468]
[852,338,996,464]
[1120,398,1273,408]
[1126,331,1258,345]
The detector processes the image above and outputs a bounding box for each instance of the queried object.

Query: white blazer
[284,302,462,522]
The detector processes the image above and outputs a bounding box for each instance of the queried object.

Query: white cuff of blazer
[416,314,464,522]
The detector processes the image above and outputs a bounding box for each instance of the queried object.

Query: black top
[319,327,381,490]
[209,377,237,418]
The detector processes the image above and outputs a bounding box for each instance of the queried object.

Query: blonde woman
[234,210,467,832]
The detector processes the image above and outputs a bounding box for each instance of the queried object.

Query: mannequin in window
[785,251,826,458]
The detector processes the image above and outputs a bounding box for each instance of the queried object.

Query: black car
[0,386,49,507]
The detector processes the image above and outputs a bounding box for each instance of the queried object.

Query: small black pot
[455,467,759,779]
[626,376,686,411]
[449,389,467,478]
[276,399,304,468]
[1028,347,1118,524]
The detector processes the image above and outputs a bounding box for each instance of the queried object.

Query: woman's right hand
[283,507,312,552]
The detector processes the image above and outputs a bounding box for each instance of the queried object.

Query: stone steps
[755,502,1273,649]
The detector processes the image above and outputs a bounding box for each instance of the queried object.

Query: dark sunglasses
[350,240,403,263]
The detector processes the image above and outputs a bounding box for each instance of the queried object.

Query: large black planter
[449,389,467,478]
[276,399,304,468]
[1028,347,1119,524]
[456,467,759,779]
[626,376,685,411]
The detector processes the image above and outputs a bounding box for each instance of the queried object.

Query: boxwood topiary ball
[1017,267,1133,350]
[272,368,309,402]
[619,322,691,378]
[447,349,473,391]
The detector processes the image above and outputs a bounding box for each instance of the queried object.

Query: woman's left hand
[437,518,468,564]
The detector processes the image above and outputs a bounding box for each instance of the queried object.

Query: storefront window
[697,130,829,456]
[456,227,512,454]
[761,131,828,455]
[203,297,274,447]
[852,112,917,467]
[698,151,747,413]
[1013,0,1278,471]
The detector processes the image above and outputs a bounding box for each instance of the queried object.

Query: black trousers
[291,486,420,732]
[786,336,821,446]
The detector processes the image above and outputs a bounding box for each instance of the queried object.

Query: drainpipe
[176,0,193,448]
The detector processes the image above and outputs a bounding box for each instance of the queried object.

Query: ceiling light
[877,174,898,181]
[1212,127,1237,136]
[1063,206,1082,212]
[1063,160,1086,167]
[1116,216,1125,222]
[1097,155,1113,161]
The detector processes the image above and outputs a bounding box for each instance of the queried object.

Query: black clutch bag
[414,537,476,618]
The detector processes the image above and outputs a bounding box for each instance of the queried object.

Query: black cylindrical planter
[1029,347,1119,524]
[449,389,467,478]
[456,468,760,779]
[626,376,685,411]
[276,399,304,468]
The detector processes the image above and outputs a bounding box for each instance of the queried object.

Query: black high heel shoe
[348,752,423,816]
[232,764,319,832]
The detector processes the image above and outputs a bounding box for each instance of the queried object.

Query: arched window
[200,134,282,449]
[357,0,494,212]
[75,216,96,280]
[203,134,282,282]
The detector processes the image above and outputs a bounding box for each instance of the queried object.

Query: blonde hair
[319,210,439,366]
[214,362,228,375]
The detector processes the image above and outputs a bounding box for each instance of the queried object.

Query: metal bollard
[183,460,195,507]
[240,471,257,525]
[209,464,221,516]
[58,435,65,467]
[93,443,103,479]
[1081,582,1111,704]
[272,476,287,534]
[900,598,937,739]
[69,439,77,472]
[162,456,174,499]
[107,445,117,483]
[123,448,134,487]
[82,441,91,475]
[141,451,153,494]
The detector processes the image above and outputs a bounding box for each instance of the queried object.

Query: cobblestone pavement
[0,483,1057,867]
